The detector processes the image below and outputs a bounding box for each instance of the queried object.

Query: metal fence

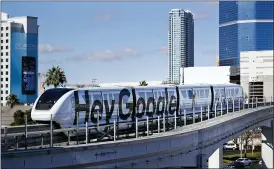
[1,96,273,152]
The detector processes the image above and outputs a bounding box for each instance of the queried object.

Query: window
[205,89,209,98]
[6,58,8,62]
[1,97,3,101]
[188,90,193,99]
[1,53,3,56]
[0,72,2,75]
[6,71,8,75]
[1,84,3,88]
[1,59,3,62]
[6,65,8,69]
[6,27,8,30]
[0,65,2,69]
[1,27,3,31]
[6,52,8,56]
[0,91,2,94]
[6,84,8,88]
[231,89,235,96]
[0,78,2,81]
[1,33,3,37]
[35,88,74,110]
[182,90,187,98]
[1,46,3,50]
[6,46,8,49]
[5,90,8,94]
[6,33,8,37]
[6,78,8,81]
[6,39,8,43]
[1,40,3,43]
[199,90,205,98]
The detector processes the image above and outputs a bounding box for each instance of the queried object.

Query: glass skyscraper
[219,1,273,66]
[168,9,194,84]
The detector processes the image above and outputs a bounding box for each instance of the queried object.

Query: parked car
[223,143,237,150]
[228,162,236,168]
[235,158,252,166]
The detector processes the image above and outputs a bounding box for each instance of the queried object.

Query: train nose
[31,110,54,122]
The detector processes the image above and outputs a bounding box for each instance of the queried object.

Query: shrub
[10,109,36,126]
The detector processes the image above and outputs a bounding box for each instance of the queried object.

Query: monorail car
[31,84,244,129]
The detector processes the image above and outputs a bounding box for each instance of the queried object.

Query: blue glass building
[1,12,39,105]
[219,1,273,66]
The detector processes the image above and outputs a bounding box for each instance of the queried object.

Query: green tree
[139,80,148,86]
[45,66,67,88]
[6,94,20,108]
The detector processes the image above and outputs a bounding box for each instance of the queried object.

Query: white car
[235,158,252,166]
[223,143,237,150]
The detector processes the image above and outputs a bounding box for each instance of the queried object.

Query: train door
[220,87,226,112]
[213,87,221,112]
[225,88,231,110]
[153,88,167,118]
[192,88,201,113]
[178,87,192,114]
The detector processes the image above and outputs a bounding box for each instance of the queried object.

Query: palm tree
[45,66,67,88]
[139,80,148,86]
[6,94,20,108]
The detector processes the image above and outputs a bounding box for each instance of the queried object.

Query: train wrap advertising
[71,87,180,126]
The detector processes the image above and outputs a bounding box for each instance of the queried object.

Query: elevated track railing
[1,96,273,152]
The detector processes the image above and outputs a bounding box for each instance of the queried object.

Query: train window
[138,92,146,100]
[220,89,225,97]
[146,91,153,99]
[188,90,193,99]
[205,89,209,98]
[153,91,158,99]
[235,88,239,96]
[168,91,175,97]
[113,93,120,104]
[92,94,102,101]
[35,88,74,110]
[231,89,235,96]
[225,89,230,97]
[181,90,187,99]
[199,90,205,98]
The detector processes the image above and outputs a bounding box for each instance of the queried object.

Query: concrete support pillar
[261,121,274,169]
[196,154,207,169]
[208,148,223,169]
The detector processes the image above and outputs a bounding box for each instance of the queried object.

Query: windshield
[35,88,74,110]
[237,159,244,161]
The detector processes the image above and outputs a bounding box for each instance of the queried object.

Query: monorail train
[31,84,244,130]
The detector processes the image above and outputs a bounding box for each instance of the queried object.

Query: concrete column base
[208,147,223,169]
[261,120,274,169]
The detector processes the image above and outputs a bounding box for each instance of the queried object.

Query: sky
[2,2,219,84]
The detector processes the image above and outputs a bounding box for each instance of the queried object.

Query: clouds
[159,46,168,55]
[39,44,72,54]
[69,48,138,62]
[192,12,210,20]
[92,12,115,21]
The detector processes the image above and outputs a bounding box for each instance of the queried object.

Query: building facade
[240,50,273,102]
[180,66,239,85]
[0,12,39,106]
[219,1,273,66]
[168,9,194,84]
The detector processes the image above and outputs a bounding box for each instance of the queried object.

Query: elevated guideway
[2,104,273,169]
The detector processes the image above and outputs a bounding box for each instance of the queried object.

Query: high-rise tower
[168,9,194,84]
